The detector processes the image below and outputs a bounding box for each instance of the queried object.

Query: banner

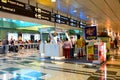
[85,26,97,40]
[94,45,99,60]
[87,45,94,60]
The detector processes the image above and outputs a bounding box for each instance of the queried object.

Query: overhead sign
[69,18,77,27]
[0,0,51,20]
[0,0,86,28]
[0,0,35,18]
[35,7,51,21]
[55,14,69,25]
[84,26,97,40]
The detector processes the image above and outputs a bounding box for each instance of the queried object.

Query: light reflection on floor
[0,48,120,80]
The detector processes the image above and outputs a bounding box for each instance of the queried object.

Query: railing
[0,43,40,54]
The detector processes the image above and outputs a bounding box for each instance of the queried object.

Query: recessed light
[73,10,77,13]
[3,18,6,21]
[51,0,56,2]
[86,16,89,18]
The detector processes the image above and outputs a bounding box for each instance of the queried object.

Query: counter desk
[40,43,64,58]
[0,43,39,54]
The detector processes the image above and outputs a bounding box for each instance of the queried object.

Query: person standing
[114,38,118,48]
[70,36,76,58]
[76,35,84,58]
[63,38,72,59]
[2,38,7,55]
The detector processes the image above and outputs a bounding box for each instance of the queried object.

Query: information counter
[0,43,39,54]
[44,43,63,57]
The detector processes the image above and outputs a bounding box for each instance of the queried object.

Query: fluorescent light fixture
[51,0,56,2]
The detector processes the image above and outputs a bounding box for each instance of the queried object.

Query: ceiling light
[73,10,77,13]
[3,18,6,21]
[20,21,24,23]
[86,16,89,18]
[51,0,56,2]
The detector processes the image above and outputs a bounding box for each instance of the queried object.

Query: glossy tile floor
[0,48,120,80]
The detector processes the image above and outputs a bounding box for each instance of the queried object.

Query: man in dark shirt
[114,38,118,48]
[2,38,7,54]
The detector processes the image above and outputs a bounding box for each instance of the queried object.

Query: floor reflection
[0,48,120,80]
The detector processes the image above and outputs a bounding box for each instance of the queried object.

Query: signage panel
[0,2,35,18]
[87,45,94,60]
[35,7,51,21]
[0,0,86,28]
[84,26,97,40]
[69,18,77,27]
[94,45,99,60]
[55,14,69,25]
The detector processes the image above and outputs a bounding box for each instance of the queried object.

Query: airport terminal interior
[0,0,120,80]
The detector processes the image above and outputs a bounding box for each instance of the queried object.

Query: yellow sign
[1,0,7,3]
[87,46,94,54]
[87,45,94,60]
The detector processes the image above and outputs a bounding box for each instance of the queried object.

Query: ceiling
[32,0,120,33]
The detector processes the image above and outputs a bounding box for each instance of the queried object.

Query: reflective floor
[0,48,120,80]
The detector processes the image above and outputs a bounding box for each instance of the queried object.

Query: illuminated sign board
[0,0,51,21]
[35,7,51,21]
[0,0,86,28]
[84,26,97,40]
[55,14,69,25]
[69,18,77,27]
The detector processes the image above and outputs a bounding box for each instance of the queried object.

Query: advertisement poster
[94,45,99,60]
[87,45,94,60]
[84,26,97,40]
